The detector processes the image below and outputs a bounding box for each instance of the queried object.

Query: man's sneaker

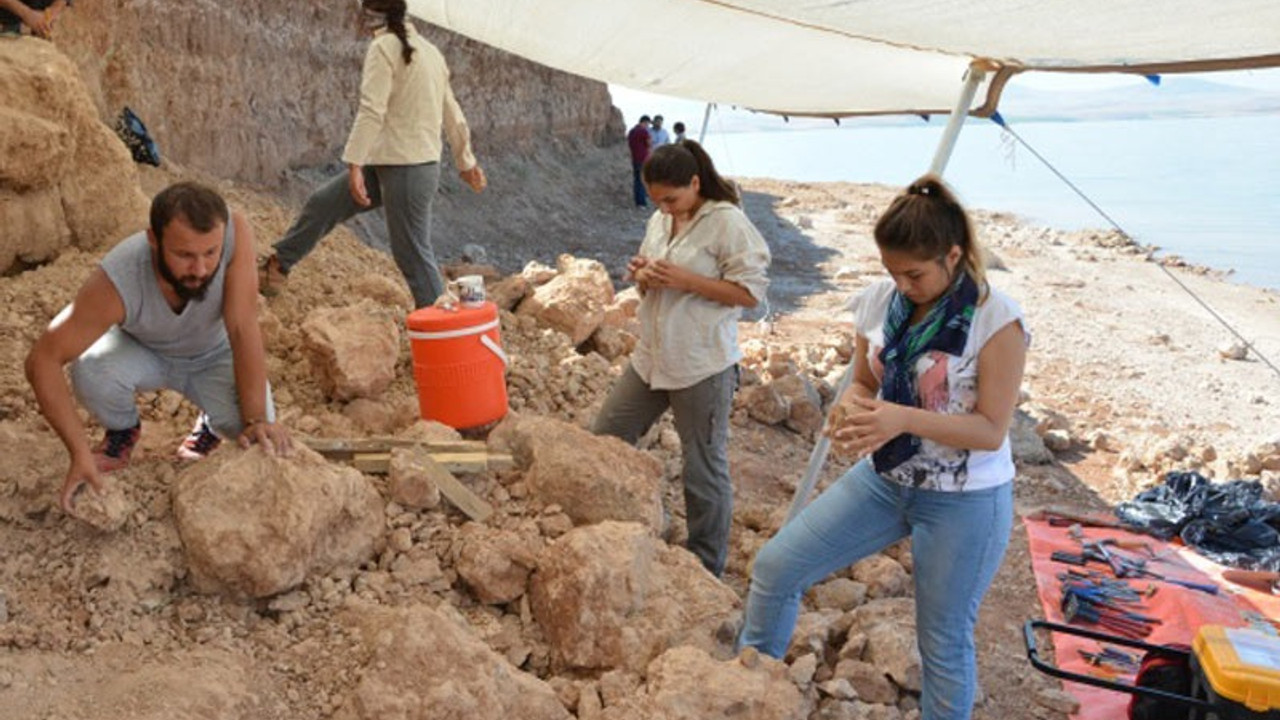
[177,416,222,461]
[258,254,288,297]
[93,424,141,473]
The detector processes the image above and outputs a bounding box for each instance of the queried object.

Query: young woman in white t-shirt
[739,175,1028,720]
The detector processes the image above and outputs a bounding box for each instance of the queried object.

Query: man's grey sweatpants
[592,363,738,576]
[70,328,275,439]
[274,163,444,308]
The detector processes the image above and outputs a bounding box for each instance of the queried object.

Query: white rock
[1218,341,1248,361]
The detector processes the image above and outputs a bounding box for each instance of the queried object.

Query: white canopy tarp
[408,0,1280,117]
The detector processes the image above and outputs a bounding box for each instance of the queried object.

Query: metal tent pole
[697,102,714,144]
[929,66,986,176]
[784,67,986,525]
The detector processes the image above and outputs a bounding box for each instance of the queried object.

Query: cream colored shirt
[341,25,477,170]
[630,200,771,390]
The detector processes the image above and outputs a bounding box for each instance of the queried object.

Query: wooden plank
[346,451,512,475]
[431,464,494,522]
[302,437,487,457]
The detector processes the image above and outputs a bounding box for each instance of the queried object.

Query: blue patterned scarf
[873,272,979,472]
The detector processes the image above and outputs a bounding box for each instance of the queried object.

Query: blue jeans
[631,161,647,206]
[739,459,1012,720]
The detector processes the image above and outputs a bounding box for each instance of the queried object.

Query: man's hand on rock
[60,453,103,516]
[238,420,293,457]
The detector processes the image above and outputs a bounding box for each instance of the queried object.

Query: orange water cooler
[405,302,509,430]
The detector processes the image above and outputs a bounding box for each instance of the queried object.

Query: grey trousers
[274,163,444,308]
[70,327,275,439]
[592,363,738,576]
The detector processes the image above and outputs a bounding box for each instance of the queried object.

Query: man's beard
[158,255,219,302]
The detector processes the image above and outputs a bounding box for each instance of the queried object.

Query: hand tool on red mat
[1083,539,1128,577]
[1030,506,1127,529]
[1126,564,1220,595]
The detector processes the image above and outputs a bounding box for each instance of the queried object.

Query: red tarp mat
[1024,516,1280,720]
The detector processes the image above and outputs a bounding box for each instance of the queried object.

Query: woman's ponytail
[362,0,415,65]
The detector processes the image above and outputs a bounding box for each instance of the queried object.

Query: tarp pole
[928,66,986,176]
[697,102,714,144]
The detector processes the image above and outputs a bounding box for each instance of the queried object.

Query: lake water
[694,114,1280,290]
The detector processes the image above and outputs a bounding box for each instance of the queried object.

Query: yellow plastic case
[1193,625,1280,718]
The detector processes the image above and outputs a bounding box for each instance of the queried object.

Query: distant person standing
[627,114,653,207]
[0,0,69,37]
[259,0,486,309]
[650,115,671,146]
[672,121,687,143]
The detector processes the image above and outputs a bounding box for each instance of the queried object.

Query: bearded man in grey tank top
[25,182,293,517]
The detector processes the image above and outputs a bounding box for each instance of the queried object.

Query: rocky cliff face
[50,1,621,184]
[0,39,150,273]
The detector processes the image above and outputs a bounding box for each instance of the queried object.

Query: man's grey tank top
[99,221,235,359]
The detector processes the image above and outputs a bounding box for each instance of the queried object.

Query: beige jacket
[630,201,771,390]
[342,25,477,170]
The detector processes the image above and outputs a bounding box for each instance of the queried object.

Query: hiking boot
[176,415,221,461]
[93,423,141,473]
[258,254,288,297]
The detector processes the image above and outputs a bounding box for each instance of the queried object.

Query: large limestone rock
[516,254,615,345]
[301,301,400,401]
[849,598,922,693]
[529,522,739,673]
[172,445,383,598]
[601,646,808,720]
[490,414,663,531]
[0,40,148,273]
[335,603,571,720]
[388,446,445,510]
[772,373,825,438]
[850,554,910,599]
[454,522,542,605]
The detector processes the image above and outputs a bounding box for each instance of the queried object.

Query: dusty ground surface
[1,152,1278,719]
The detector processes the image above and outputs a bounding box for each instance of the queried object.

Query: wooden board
[302,437,486,457]
[302,437,505,522]
[349,451,507,475]
[430,464,494,522]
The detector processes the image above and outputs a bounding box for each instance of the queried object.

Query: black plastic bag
[1117,471,1280,571]
[114,107,161,167]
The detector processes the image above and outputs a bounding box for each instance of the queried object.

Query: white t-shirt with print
[852,278,1029,491]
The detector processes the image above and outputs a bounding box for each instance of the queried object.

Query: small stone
[789,653,818,685]
[73,483,132,532]
[389,527,414,553]
[1034,687,1081,714]
[1043,429,1071,452]
[738,645,761,669]
[1218,341,1248,361]
[1088,430,1115,452]
[268,591,310,614]
[460,243,489,264]
[817,678,857,700]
